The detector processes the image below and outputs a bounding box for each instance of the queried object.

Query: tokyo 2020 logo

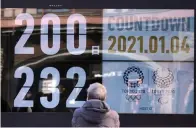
[123,66,145,102]
[123,66,144,88]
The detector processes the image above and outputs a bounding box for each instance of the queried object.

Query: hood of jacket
[80,99,110,124]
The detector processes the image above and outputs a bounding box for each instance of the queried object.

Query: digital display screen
[1,9,194,114]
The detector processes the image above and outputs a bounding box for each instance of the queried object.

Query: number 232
[14,66,86,108]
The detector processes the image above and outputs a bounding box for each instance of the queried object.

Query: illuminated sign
[2,9,193,114]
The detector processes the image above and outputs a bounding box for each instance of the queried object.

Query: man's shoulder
[107,109,119,118]
[73,107,83,117]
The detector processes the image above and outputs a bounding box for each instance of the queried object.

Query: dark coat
[72,100,120,127]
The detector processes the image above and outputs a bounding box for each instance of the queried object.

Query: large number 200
[14,66,86,108]
[15,13,86,55]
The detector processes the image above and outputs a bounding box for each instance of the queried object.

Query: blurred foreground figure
[72,83,120,127]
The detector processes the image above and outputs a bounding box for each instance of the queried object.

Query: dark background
[1,0,196,127]
[1,0,196,8]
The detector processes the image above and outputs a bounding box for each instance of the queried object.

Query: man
[72,83,120,127]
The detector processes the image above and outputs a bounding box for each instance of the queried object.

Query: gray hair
[87,83,107,101]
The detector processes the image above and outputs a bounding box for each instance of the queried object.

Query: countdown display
[103,9,194,61]
[1,9,194,114]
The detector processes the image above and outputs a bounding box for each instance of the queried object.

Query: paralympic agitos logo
[152,68,175,105]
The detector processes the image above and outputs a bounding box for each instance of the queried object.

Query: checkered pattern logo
[123,66,144,88]
[152,68,174,88]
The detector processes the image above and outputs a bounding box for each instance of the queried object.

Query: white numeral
[15,13,34,54]
[41,14,60,55]
[66,67,86,107]
[14,66,34,107]
[67,14,86,55]
[40,67,60,108]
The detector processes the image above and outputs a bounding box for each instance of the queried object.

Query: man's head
[87,83,107,101]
